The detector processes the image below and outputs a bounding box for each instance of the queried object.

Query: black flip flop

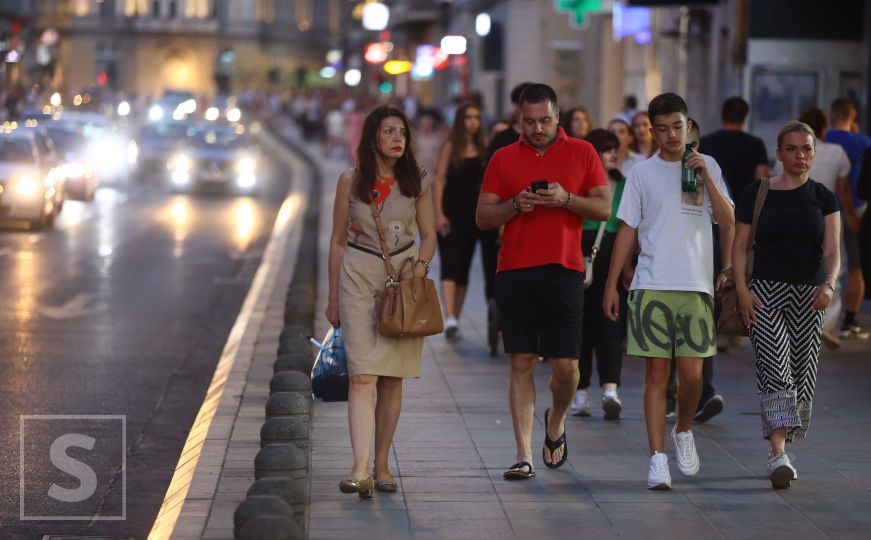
[503,461,536,480]
[543,408,568,469]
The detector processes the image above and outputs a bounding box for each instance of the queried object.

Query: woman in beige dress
[326,105,437,498]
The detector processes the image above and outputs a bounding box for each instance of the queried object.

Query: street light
[476,13,491,37]
[344,69,362,87]
[440,35,467,55]
[362,2,389,31]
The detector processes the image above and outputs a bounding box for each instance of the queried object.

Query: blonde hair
[776,120,815,149]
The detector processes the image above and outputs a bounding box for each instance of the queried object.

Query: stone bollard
[277,325,308,355]
[273,353,312,374]
[269,371,310,396]
[237,515,302,540]
[259,417,309,448]
[253,443,308,479]
[233,495,293,538]
[247,477,309,507]
[265,392,311,418]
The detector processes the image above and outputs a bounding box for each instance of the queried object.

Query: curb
[147,120,313,540]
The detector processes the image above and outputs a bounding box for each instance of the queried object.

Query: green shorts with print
[626,289,717,358]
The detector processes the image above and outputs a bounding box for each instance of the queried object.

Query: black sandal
[543,408,568,469]
[503,461,535,480]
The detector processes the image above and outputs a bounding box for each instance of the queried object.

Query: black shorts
[495,264,584,358]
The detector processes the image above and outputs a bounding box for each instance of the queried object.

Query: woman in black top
[434,102,487,339]
[732,121,841,490]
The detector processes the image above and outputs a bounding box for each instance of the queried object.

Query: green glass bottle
[681,142,698,193]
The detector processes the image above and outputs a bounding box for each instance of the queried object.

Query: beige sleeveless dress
[339,174,430,378]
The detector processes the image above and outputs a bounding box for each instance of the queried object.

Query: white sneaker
[647,452,671,490]
[671,426,700,476]
[444,316,459,339]
[767,453,797,489]
[570,390,591,417]
[601,390,622,420]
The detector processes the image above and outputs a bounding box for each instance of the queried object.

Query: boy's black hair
[648,92,688,121]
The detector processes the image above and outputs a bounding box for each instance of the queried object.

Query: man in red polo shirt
[476,83,611,479]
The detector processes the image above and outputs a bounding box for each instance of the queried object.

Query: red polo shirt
[481,127,607,273]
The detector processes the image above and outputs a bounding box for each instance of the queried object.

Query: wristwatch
[511,197,521,213]
[825,281,836,293]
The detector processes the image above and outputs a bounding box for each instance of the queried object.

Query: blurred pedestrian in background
[824,98,871,340]
[414,109,444,177]
[559,106,592,140]
[733,121,840,490]
[326,105,437,498]
[608,118,644,174]
[630,112,658,158]
[570,128,627,420]
[434,102,487,339]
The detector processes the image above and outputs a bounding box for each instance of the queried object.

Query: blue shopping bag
[309,326,349,402]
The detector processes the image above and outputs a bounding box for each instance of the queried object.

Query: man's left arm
[536,183,610,221]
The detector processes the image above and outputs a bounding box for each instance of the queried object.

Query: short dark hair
[830,97,855,121]
[798,107,826,138]
[510,82,533,105]
[585,128,620,155]
[519,83,558,109]
[721,96,749,124]
[688,117,701,137]
[648,93,687,120]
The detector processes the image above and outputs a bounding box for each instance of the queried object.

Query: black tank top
[443,156,485,225]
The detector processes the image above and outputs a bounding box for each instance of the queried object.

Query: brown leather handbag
[369,203,444,338]
[717,179,769,337]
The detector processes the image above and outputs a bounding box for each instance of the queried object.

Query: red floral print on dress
[371,176,395,208]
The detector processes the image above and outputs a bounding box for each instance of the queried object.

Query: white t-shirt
[773,138,849,194]
[617,153,733,296]
[622,150,646,175]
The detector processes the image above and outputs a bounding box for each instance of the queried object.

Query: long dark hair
[559,106,590,139]
[585,128,624,183]
[354,105,422,203]
[448,101,486,168]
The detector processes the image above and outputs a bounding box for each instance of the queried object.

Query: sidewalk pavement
[307,138,871,539]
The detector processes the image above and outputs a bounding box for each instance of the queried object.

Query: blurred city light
[50,93,62,107]
[384,60,412,75]
[172,107,186,121]
[117,101,131,116]
[319,66,337,79]
[73,94,83,106]
[362,2,389,31]
[14,176,39,197]
[344,69,362,87]
[182,99,197,114]
[476,13,491,37]
[364,42,389,64]
[326,49,343,64]
[149,105,164,122]
[205,107,220,121]
[379,81,393,94]
[440,35,467,55]
[226,108,242,123]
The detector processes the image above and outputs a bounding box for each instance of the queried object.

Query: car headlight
[171,153,193,171]
[14,175,41,197]
[149,105,164,122]
[236,156,256,174]
[205,107,220,121]
[226,107,242,123]
[60,162,88,178]
[128,140,139,166]
[236,173,256,189]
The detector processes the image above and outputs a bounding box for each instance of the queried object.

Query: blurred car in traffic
[167,123,258,195]
[59,112,139,185]
[149,90,198,123]
[0,130,64,229]
[44,122,99,201]
[135,120,193,177]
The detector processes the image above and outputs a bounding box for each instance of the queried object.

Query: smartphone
[531,179,548,193]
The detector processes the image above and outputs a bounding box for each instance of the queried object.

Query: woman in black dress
[434,102,488,339]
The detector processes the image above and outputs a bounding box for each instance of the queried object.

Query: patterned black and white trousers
[748,279,824,442]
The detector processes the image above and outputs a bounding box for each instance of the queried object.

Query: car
[166,123,259,195]
[58,112,139,185]
[44,122,99,201]
[0,130,64,229]
[149,90,198,122]
[135,120,193,177]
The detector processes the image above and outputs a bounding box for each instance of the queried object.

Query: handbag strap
[369,202,398,282]
[589,220,607,260]
[746,179,770,273]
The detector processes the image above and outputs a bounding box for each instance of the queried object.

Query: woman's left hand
[811,284,834,311]
[413,260,428,278]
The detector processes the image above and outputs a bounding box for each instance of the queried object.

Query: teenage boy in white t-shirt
[603,93,735,490]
